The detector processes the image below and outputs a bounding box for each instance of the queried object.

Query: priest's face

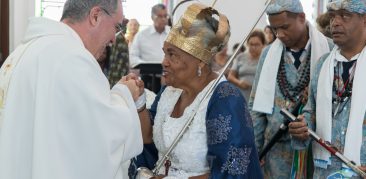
[329,10,366,49]
[161,42,201,88]
[91,1,123,59]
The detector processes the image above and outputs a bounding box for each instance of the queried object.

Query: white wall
[124,0,161,27]
[300,0,316,24]
[8,0,161,52]
[9,0,35,52]
[172,0,268,54]
[8,0,316,54]
[10,0,267,53]
[171,0,317,54]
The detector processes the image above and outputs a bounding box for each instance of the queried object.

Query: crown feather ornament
[165,3,230,64]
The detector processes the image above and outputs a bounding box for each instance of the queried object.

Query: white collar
[334,48,360,63]
[149,25,169,35]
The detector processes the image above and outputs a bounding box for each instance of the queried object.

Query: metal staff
[280,108,366,178]
[259,101,303,160]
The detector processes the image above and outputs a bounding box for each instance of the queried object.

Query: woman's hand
[118,77,140,100]
[118,75,139,99]
[124,73,145,96]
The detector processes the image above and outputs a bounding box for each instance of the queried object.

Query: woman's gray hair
[165,3,230,64]
[61,0,119,23]
[190,15,229,55]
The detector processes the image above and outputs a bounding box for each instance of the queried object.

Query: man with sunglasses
[248,0,333,178]
[0,0,143,179]
[289,0,366,178]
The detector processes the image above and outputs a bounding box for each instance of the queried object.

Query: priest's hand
[119,77,140,101]
[124,73,145,96]
[288,115,309,141]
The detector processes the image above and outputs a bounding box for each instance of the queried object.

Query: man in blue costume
[289,0,366,178]
[249,0,333,178]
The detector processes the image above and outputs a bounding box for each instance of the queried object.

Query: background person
[316,12,332,38]
[228,30,265,100]
[129,4,170,93]
[125,18,140,48]
[264,25,276,44]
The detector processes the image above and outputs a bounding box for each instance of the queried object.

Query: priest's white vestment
[0,18,143,179]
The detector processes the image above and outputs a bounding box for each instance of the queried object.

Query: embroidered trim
[207,114,232,145]
[244,106,253,128]
[217,83,240,99]
[332,61,355,117]
[221,146,252,175]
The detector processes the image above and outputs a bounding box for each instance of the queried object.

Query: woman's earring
[197,66,202,77]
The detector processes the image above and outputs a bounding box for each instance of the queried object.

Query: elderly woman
[130,3,262,179]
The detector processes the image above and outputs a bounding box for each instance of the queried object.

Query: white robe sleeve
[0,20,142,179]
[45,52,143,178]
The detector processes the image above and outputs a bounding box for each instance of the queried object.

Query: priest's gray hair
[61,0,119,23]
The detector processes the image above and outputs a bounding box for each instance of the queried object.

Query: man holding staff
[289,0,366,178]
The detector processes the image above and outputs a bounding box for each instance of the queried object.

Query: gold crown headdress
[165,3,230,64]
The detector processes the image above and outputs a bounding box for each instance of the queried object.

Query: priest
[0,0,143,178]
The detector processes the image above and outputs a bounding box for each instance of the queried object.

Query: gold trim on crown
[166,3,230,64]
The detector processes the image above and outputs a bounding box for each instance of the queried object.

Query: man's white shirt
[129,25,169,67]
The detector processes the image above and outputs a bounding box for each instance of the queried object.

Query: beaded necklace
[277,47,311,103]
[332,60,357,117]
